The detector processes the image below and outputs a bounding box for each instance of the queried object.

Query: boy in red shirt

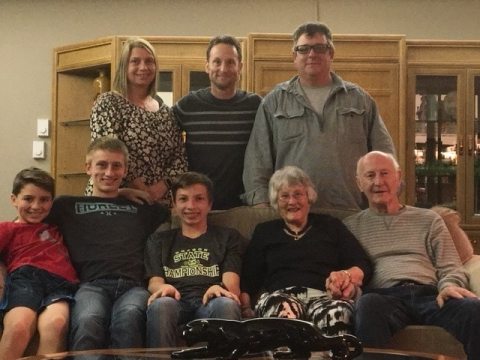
[0,168,78,359]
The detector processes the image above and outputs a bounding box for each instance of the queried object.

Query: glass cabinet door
[189,70,210,91]
[413,75,458,208]
[182,65,210,95]
[474,75,480,214]
[466,72,480,222]
[157,71,174,106]
[157,64,210,105]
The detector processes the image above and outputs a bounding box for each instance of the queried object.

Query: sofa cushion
[431,206,474,264]
[207,207,279,240]
[159,206,359,240]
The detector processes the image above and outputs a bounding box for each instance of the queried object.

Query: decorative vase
[93,70,110,101]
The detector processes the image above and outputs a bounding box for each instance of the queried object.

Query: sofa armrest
[464,254,480,296]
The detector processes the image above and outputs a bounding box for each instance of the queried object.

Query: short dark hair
[86,136,129,165]
[206,35,242,62]
[12,167,55,197]
[171,172,214,203]
[292,21,334,50]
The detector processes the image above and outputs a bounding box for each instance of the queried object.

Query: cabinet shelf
[57,63,111,77]
[60,119,89,127]
[58,172,88,178]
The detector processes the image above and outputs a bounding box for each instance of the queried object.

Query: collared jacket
[242,73,395,210]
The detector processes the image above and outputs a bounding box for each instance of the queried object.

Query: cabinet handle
[458,136,464,156]
[468,135,474,156]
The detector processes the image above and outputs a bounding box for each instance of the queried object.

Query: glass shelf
[414,75,457,208]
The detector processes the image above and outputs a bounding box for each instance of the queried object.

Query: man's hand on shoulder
[118,188,153,205]
[436,285,478,307]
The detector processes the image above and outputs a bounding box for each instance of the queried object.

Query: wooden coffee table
[19,347,462,359]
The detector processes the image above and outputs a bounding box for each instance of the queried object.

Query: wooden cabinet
[52,36,248,196]
[53,38,114,196]
[406,40,480,248]
[246,33,406,174]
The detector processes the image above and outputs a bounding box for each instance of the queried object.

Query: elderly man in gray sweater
[343,151,480,360]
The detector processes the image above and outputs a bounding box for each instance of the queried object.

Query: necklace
[283,225,312,241]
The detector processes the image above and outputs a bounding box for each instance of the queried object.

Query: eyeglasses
[278,191,307,203]
[294,44,331,54]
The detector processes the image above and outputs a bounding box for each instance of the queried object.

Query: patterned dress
[87,91,187,200]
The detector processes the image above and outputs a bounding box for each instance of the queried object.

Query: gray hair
[356,151,399,176]
[113,37,158,98]
[269,166,317,210]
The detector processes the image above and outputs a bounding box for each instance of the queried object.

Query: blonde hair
[86,136,129,166]
[113,37,158,98]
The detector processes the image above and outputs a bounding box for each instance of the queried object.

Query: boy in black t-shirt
[47,137,169,351]
[145,172,243,347]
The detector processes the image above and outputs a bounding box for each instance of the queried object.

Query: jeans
[69,278,149,351]
[355,284,480,359]
[146,296,241,347]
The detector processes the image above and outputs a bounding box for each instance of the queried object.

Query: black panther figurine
[171,318,362,359]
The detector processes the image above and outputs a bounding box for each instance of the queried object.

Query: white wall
[1,0,479,218]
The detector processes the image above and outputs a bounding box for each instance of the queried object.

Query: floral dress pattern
[86,91,187,199]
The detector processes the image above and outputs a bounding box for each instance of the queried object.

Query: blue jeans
[355,284,480,359]
[69,278,149,350]
[146,296,241,347]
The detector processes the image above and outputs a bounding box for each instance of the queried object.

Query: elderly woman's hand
[326,270,352,299]
[326,267,363,300]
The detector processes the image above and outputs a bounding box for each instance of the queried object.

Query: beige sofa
[4,206,478,358]
[166,205,479,359]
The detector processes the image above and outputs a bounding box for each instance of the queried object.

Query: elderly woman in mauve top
[87,37,187,202]
[240,166,372,335]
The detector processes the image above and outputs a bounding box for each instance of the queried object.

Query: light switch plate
[37,118,49,137]
[33,140,45,159]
